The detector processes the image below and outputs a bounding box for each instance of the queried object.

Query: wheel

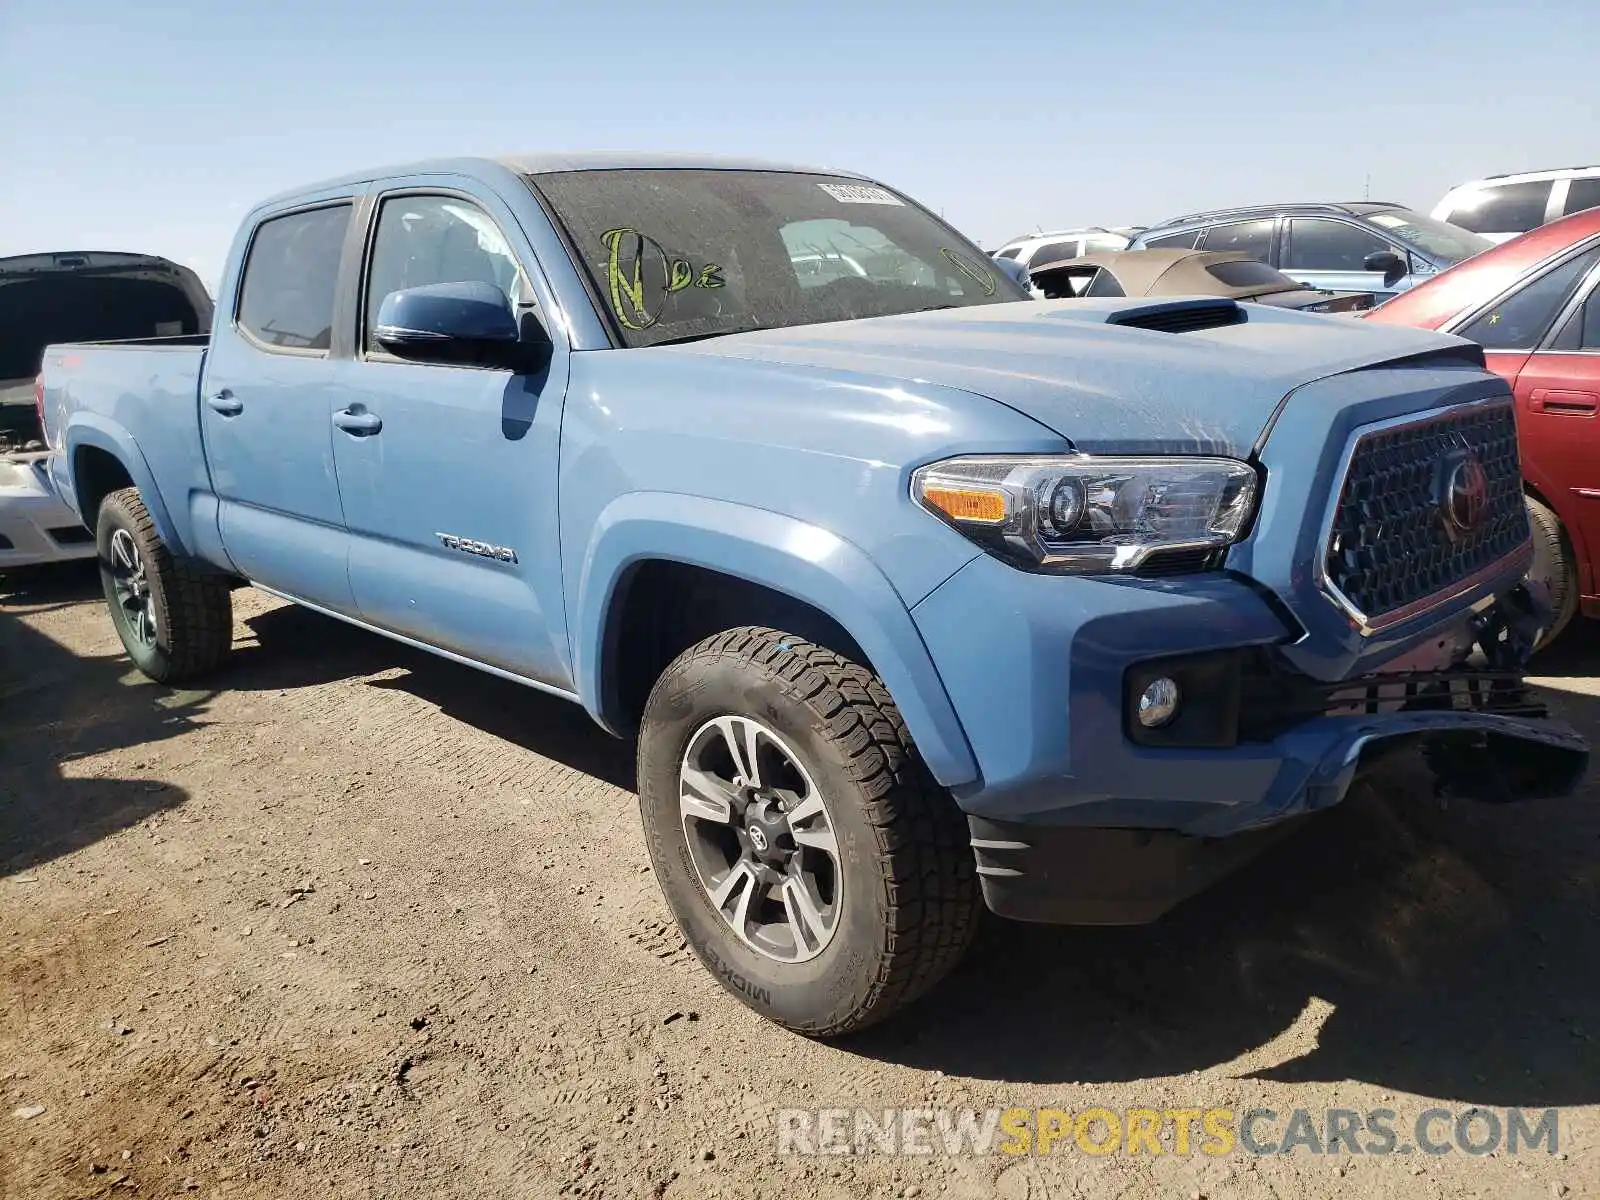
[637,626,981,1036]
[96,487,233,682]
[1525,494,1579,651]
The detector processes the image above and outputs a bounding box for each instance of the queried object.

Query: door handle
[1529,388,1598,415]
[206,390,243,417]
[333,407,383,436]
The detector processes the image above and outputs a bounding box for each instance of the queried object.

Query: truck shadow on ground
[232,600,635,791]
[161,596,1600,1108]
[0,565,194,875]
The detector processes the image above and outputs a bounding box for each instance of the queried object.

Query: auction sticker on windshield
[817,183,904,206]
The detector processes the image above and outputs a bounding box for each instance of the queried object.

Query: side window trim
[233,199,357,359]
[1538,249,1600,354]
[357,186,535,366]
[1546,178,1570,224]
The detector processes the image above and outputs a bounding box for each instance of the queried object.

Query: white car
[991,228,1139,297]
[1432,166,1600,244]
[0,249,212,570]
[992,227,1137,267]
[0,451,95,571]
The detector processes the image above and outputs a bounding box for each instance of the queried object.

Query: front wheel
[1526,494,1579,652]
[97,487,233,682]
[637,627,981,1036]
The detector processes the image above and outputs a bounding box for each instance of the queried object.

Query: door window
[1285,219,1392,271]
[1024,239,1080,266]
[1564,177,1600,216]
[236,204,352,353]
[1446,181,1551,234]
[1201,219,1275,260]
[1144,230,1201,250]
[363,195,524,353]
[1459,245,1600,350]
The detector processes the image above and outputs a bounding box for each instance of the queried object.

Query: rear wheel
[97,487,233,682]
[1526,493,1579,652]
[637,626,981,1036]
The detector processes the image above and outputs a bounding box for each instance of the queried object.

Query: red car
[1367,207,1600,647]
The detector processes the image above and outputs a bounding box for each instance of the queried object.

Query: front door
[328,186,572,688]
[202,199,359,613]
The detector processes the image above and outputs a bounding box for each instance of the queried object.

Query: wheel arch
[571,493,979,788]
[64,418,182,550]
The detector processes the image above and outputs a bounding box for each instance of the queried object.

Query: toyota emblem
[1437,445,1489,540]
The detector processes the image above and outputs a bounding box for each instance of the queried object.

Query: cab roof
[257,152,863,209]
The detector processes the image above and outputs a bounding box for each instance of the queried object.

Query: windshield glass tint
[533,169,1027,347]
[1366,210,1491,265]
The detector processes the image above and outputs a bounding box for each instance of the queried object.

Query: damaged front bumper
[912,555,1590,927]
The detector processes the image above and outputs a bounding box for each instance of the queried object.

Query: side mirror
[375,281,544,370]
[1363,250,1408,289]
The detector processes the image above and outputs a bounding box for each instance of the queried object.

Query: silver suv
[1128,202,1491,300]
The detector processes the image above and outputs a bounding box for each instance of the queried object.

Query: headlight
[911,454,1259,575]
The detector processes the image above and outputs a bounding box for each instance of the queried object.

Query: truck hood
[676,299,1478,456]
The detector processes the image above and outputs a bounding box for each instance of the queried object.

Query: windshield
[533,169,1028,348]
[1366,210,1492,265]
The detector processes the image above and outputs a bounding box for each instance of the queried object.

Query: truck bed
[41,337,213,549]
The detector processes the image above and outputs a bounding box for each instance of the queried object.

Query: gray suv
[1128,202,1492,300]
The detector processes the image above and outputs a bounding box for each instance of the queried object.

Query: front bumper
[910,553,1589,923]
[0,455,94,570]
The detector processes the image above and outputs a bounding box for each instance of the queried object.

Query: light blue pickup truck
[40,153,1588,1035]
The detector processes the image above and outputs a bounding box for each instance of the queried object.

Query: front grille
[1323,400,1526,625]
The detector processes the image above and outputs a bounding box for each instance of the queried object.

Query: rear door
[327,178,573,687]
[201,196,360,611]
[1281,218,1402,298]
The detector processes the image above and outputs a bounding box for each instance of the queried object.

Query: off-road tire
[97,487,233,682]
[638,626,982,1036]
[1526,493,1579,652]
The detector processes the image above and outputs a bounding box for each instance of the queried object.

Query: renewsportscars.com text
[776,1106,1561,1158]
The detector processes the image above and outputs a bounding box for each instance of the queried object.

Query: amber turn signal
[920,485,1008,524]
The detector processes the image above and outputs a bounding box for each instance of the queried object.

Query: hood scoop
[1107,298,1245,334]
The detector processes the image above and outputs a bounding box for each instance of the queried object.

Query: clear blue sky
[3,0,1596,287]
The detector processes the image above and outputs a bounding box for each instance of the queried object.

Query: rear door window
[1284,219,1392,271]
[236,205,352,353]
[1458,244,1600,349]
[1447,181,1551,234]
[1564,177,1600,216]
[1200,219,1276,260]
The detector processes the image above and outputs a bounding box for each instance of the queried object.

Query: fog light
[1137,677,1181,728]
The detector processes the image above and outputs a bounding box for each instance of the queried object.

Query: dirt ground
[2,564,1598,1200]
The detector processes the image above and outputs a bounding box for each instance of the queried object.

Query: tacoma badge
[436,532,518,564]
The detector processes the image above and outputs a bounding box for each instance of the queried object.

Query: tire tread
[661,625,981,1036]
[100,486,232,681]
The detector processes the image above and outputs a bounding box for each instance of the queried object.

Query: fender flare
[571,492,980,788]
[63,416,186,554]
